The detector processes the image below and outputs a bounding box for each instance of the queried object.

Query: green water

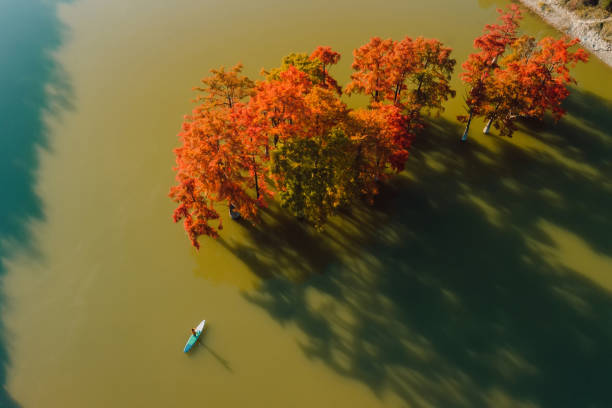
[1,0,611,407]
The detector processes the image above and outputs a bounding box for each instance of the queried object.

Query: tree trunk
[483,118,493,134]
[229,203,241,220]
[461,112,473,142]
[253,164,260,199]
[393,83,401,105]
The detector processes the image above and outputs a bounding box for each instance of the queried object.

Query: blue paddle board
[184,320,206,353]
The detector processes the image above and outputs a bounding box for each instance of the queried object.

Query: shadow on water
[218,210,340,284]
[199,343,233,373]
[188,327,233,372]
[0,0,72,405]
[222,88,612,407]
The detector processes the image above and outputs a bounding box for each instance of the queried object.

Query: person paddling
[191,328,197,336]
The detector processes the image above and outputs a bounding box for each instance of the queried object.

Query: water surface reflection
[0,1,72,406]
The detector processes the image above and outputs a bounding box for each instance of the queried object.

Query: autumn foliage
[346,36,456,115]
[171,19,586,247]
[170,37,447,247]
[169,64,269,248]
[459,5,588,140]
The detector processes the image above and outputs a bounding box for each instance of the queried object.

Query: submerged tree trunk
[229,203,241,220]
[483,103,499,134]
[253,169,260,199]
[461,111,473,142]
[483,118,493,134]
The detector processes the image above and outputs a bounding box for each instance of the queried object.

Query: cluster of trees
[459,5,588,140]
[170,5,587,248]
[169,40,455,247]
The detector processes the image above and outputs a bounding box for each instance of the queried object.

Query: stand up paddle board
[183,320,206,353]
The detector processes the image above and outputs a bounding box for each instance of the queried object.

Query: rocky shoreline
[518,0,612,68]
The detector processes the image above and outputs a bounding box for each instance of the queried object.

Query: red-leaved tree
[346,36,455,132]
[170,65,267,248]
[483,36,588,136]
[458,5,522,141]
[171,42,429,247]
[310,46,342,94]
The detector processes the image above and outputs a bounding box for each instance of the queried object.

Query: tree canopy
[458,5,587,140]
[170,24,586,248]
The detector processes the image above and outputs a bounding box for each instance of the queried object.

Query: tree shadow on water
[218,209,341,284]
[224,91,612,407]
[0,0,73,406]
[187,326,233,372]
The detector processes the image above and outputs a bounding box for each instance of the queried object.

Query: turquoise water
[0,1,71,406]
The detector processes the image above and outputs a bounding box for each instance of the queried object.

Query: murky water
[1,0,611,407]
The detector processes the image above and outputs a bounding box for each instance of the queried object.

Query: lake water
[1,0,611,406]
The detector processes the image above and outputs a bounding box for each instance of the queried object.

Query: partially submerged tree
[258,68,357,228]
[392,37,456,115]
[171,40,449,247]
[346,36,456,131]
[483,36,588,136]
[272,127,357,229]
[267,85,412,226]
[458,5,588,140]
[170,65,267,248]
[250,65,313,146]
[458,5,522,141]
[348,104,412,201]
[345,37,395,103]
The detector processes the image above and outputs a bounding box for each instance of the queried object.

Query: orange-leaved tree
[172,43,424,246]
[310,46,342,94]
[483,36,588,137]
[390,37,456,116]
[348,104,412,201]
[169,64,269,248]
[256,66,357,227]
[345,37,395,103]
[346,36,455,130]
[458,5,522,141]
[250,65,313,146]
